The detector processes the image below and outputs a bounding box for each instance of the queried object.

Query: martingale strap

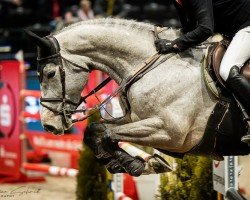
[79,77,112,105]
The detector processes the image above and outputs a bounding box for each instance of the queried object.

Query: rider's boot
[226,66,250,143]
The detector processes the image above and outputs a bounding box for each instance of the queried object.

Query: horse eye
[47,71,56,79]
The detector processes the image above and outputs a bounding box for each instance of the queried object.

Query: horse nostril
[44,125,56,133]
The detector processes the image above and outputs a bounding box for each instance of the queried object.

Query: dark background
[0,0,180,70]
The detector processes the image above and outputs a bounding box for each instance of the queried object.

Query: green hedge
[159,155,216,200]
[76,113,108,200]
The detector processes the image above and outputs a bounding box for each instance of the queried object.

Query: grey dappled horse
[26,18,227,176]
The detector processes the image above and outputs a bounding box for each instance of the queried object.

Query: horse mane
[53,18,174,37]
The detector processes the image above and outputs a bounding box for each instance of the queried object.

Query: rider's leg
[226,66,250,114]
[219,26,250,115]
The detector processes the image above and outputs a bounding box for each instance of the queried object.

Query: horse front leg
[84,121,166,177]
[102,117,172,176]
[83,122,126,174]
[84,121,147,176]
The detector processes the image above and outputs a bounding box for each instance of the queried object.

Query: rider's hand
[154,39,180,54]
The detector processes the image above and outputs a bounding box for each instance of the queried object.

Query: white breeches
[219,26,250,81]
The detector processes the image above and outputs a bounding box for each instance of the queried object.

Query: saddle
[206,40,250,94]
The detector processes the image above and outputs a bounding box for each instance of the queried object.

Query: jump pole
[119,142,151,160]
[22,162,78,177]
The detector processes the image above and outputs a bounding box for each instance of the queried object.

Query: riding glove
[155,39,180,54]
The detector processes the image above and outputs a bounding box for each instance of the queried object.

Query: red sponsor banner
[0,61,24,178]
[25,131,83,155]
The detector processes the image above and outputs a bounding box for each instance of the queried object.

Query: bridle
[38,27,174,124]
[38,36,91,124]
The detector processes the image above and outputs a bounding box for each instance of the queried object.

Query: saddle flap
[211,42,228,87]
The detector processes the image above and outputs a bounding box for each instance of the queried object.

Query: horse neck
[55,21,157,83]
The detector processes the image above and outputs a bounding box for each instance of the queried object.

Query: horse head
[25,30,90,135]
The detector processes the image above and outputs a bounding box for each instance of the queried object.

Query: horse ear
[24,29,51,50]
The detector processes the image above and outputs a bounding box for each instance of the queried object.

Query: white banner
[213,159,226,194]
[213,156,238,195]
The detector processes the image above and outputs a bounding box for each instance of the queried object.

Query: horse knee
[83,123,106,156]
[83,124,96,147]
[101,131,119,153]
[84,123,106,144]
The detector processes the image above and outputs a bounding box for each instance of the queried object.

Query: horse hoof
[126,156,145,177]
[146,154,172,174]
[107,165,126,174]
[104,158,126,174]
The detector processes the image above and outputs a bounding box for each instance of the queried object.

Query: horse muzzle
[41,107,73,135]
